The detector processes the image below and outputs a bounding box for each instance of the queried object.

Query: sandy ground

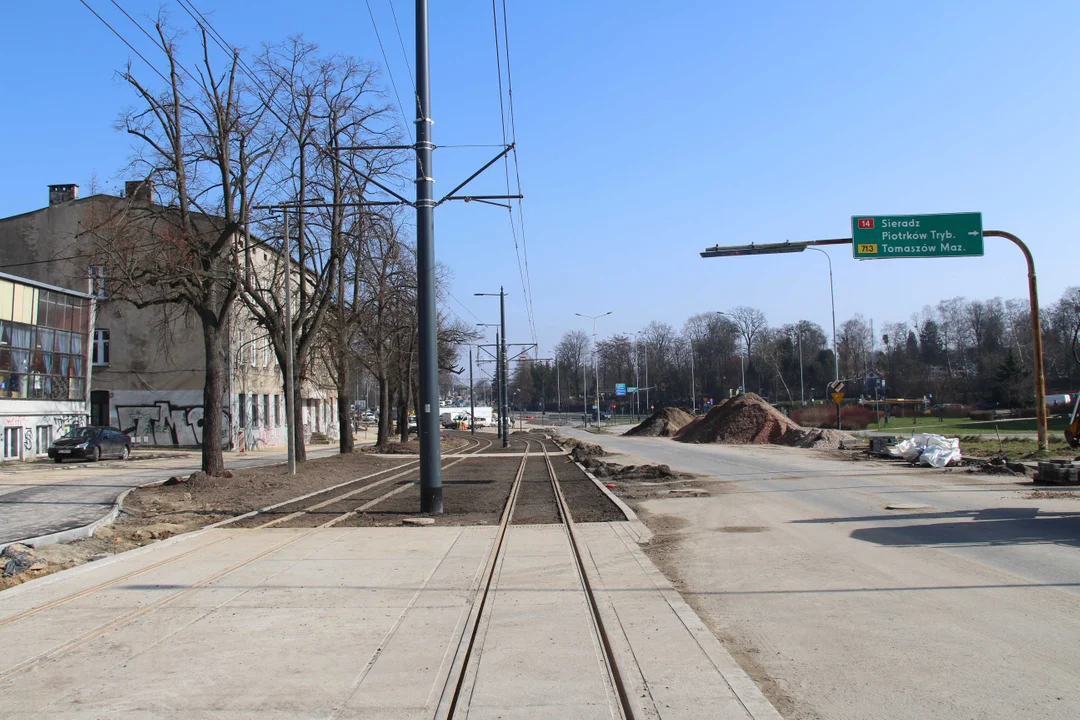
[563,428,1080,720]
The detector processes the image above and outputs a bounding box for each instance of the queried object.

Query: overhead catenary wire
[364,0,415,142]
[489,0,537,346]
[446,291,484,323]
[78,0,176,90]
[172,0,413,209]
[387,0,416,90]
[499,0,536,353]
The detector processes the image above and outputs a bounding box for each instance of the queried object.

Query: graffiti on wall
[1,413,85,458]
[114,401,229,446]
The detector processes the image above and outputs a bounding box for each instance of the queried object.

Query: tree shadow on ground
[799,507,1080,549]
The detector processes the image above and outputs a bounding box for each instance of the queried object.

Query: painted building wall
[0,399,89,461]
[0,189,341,451]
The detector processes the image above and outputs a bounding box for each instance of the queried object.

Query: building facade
[0,183,338,451]
[0,272,93,461]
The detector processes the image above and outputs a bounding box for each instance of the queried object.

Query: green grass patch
[872,415,1069,435]
[952,434,1073,460]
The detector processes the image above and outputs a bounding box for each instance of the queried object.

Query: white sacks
[888,433,962,468]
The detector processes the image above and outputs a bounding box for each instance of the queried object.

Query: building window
[92,329,110,366]
[263,394,270,427]
[238,394,246,427]
[89,267,107,300]
[274,394,281,427]
[263,338,270,368]
[250,392,258,427]
[0,318,88,400]
[250,338,256,368]
[237,330,245,366]
[3,427,21,460]
[36,426,52,456]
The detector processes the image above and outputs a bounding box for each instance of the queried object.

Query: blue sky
[3,1,1079,364]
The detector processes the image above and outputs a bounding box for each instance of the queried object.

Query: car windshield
[61,427,98,439]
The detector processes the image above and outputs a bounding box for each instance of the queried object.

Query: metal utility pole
[987,230,1048,450]
[583,362,588,426]
[477,289,509,447]
[469,347,475,435]
[500,289,509,447]
[555,359,561,420]
[282,211,297,475]
[689,334,696,414]
[496,330,503,439]
[796,324,805,405]
[806,247,840,429]
[415,0,441,513]
[634,342,640,419]
[577,311,612,426]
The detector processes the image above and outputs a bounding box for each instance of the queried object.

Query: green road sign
[852,212,983,259]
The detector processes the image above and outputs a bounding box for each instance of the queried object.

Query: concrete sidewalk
[0,445,341,548]
[0,524,780,719]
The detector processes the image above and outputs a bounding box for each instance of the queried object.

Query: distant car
[361,411,376,422]
[48,426,132,463]
[408,416,418,435]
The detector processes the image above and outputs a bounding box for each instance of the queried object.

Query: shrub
[792,405,875,430]
[939,404,971,418]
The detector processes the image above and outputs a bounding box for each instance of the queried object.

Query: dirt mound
[626,407,695,437]
[675,393,802,444]
[581,457,683,479]
[783,427,855,450]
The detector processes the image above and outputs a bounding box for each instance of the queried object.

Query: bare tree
[728,306,767,362]
[243,39,399,460]
[84,22,274,475]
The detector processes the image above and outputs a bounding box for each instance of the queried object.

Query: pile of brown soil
[676,393,802,445]
[553,434,607,462]
[581,457,685,480]
[625,407,695,437]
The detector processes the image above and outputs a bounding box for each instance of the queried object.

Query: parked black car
[48,426,132,463]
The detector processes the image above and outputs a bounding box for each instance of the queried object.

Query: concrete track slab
[0,525,779,719]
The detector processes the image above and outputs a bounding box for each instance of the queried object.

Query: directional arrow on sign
[968,231,980,236]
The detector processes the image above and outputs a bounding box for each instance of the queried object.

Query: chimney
[48,184,79,206]
[125,180,154,202]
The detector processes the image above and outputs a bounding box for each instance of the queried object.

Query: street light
[715,311,745,393]
[576,311,612,427]
[704,240,841,423]
[635,330,649,416]
[701,240,840,385]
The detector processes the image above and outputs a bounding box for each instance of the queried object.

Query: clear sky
[3,1,1079,365]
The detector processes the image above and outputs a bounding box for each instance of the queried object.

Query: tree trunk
[398,392,409,444]
[338,386,354,453]
[291,367,308,462]
[201,321,227,476]
[376,375,392,445]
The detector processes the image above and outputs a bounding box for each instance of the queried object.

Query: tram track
[439,439,639,720]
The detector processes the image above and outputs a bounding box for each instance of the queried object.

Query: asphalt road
[565,428,1080,720]
[0,445,339,546]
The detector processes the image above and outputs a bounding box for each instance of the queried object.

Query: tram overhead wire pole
[332,0,527,511]
[477,289,510,447]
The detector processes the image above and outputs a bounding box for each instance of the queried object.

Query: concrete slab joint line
[609,522,783,720]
